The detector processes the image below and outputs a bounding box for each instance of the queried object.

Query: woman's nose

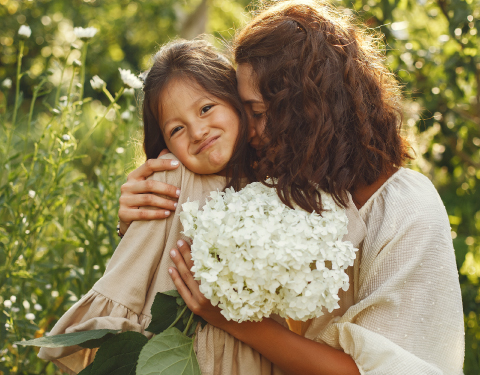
[248,123,257,143]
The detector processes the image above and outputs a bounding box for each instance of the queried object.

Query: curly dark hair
[234,0,412,213]
[142,38,256,191]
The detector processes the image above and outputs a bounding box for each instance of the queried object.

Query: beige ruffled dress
[38,160,464,375]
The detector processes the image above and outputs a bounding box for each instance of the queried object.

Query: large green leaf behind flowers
[136,327,201,375]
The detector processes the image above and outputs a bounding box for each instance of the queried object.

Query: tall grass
[0,28,140,374]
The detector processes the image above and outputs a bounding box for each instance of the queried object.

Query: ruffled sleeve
[304,168,465,375]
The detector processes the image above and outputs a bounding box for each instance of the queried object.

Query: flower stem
[2,40,24,183]
[102,86,115,103]
[183,311,195,335]
[79,42,88,101]
[54,50,71,107]
[168,305,189,330]
[25,78,47,152]
[77,87,124,150]
[12,40,24,128]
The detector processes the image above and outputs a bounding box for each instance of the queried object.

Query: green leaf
[163,290,181,299]
[14,329,119,348]
[77,363,94,375]
[89,331,148,375]
[136,327,201,375]
[146,291,179,334]
[79,332,118,349]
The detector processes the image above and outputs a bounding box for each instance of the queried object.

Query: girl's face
[236,64,268,150]
[158,78,240,175]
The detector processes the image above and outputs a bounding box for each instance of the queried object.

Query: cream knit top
[38,156,465,375]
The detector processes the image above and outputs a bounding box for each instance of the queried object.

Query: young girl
[38,39,311,375]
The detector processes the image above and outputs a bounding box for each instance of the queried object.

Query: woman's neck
[351,167,399,210]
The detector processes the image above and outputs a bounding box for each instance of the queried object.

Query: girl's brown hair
[234,0,412,213]
[142,38,255,190]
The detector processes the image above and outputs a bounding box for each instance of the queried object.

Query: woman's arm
[168,241,360,375]
[118,155,181,235]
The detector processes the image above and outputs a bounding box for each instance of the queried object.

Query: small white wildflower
[25,313,35,320]
[11,307,20,313]
[23,301,30,309]
[115,147,124,154]
[45,284,52,289]
[3,300,12,308]
[51,291,59,297]
[2,79,12,89]
[34,303,42,311]
[18,25,32,38]
[90,75,106,91]
[73,26,98,40]
[10,296,16,303]
[28,190,36,199]
[72,59,82,67]
[118,68,142,89]
[62,134,70,141]
[121,111,132,121]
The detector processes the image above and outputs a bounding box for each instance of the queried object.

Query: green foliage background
[0,0,478,373]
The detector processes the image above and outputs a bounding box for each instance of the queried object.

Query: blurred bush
[0,0,478,374]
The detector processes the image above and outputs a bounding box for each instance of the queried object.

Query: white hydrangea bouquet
[180,182,358,323]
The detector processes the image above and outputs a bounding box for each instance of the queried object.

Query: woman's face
[158,77,240,175]
[236,64,268,150]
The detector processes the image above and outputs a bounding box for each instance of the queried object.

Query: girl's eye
[170,126,183,137]
[252,112,264,119]
[201,105,213,114]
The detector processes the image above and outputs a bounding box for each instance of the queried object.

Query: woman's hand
[118,152,181,235]
[168,240,230,331]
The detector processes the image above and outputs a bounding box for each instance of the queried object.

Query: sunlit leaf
[136,327,201,375]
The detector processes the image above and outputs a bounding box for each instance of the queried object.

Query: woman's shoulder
[360,167,448,226]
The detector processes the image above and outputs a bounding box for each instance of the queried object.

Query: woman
[119,1,465,374]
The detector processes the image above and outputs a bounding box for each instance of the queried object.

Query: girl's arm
[168,241,360,375]
[118,154,180,235]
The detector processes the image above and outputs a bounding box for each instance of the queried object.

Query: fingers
[127,158,180,181]
[119,192,178,211]
[169,267,194,304]
[121,179,180,199]
[169,247,201,299]
[176,240,194,270]
[118,207,172,224]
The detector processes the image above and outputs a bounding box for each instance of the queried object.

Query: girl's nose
[190,124,209,142]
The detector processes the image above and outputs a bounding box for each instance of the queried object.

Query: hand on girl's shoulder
[147,153,184,184]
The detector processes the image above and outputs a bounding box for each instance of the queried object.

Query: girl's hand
[118,151,180,235]
[169,240,230,331]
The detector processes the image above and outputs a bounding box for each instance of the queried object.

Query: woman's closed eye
[252,112,264,119]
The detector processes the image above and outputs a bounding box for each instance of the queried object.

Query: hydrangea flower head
[180,182,357,322]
